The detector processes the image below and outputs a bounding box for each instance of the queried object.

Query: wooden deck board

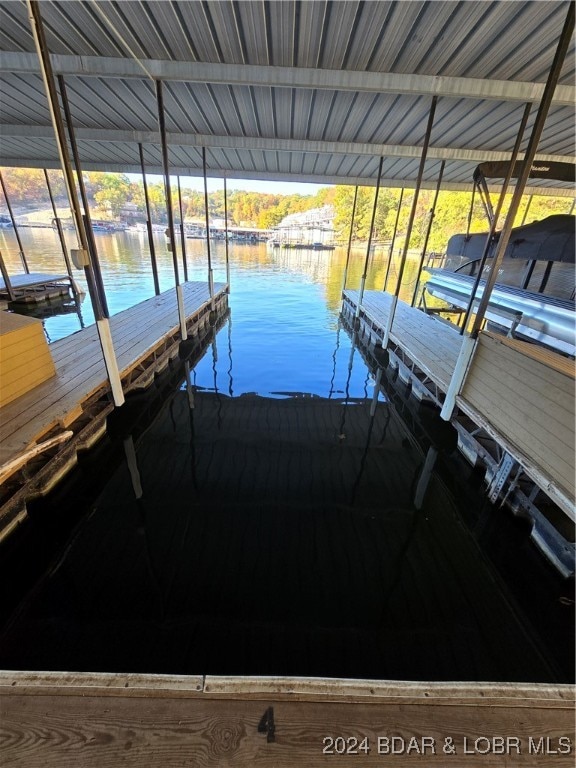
[0,272,70,291]
[1,672,574,767]
[344,290,463,389]
[0,282,225,465]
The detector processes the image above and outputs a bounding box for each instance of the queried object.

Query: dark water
[0,227,573,682]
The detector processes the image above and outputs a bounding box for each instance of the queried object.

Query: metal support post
[382,96,437,346]
[58,74,109,318]
[0,171,29,273]
[465,185,477,239]
[441,5,574,423]
[471,4,573,339]
[341,186,358,292]
[0,249,16,301]
[138,143,160,296]
[460,103,532,334]
[411,160,445,306]
[521,194,533,226]
[177,175,189,282]
[156,79,187,340]
[383,187,404,292]
[439,334,476,420]
[202,147,215,307]
[355,158,384,319]
[224,176,230,292]
[27,0,124,407]
[44,169,82,299]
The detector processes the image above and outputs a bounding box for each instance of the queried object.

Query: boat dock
[0,281,228,540]
[342,289,575,575]
[0,271,74,304]
[1,0,575,763]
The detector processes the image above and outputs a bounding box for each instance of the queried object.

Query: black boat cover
[474,161,576,184]
[446,214,575,263]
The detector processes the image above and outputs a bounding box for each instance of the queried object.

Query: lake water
[1,227,414,396]
[0,226,573,683]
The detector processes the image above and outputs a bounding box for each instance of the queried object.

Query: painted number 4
[258,706,275,743]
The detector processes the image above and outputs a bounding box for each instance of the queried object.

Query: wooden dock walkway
[343,289,464,391]
[0,281,226,474]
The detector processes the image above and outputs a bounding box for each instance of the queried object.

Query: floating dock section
[0,272,74,304]
[0,281,228,540]
[342,289,575,576]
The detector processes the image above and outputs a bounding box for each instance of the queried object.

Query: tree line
[0,167,571,252]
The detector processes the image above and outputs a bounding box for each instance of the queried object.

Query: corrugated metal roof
[0,0,574,193]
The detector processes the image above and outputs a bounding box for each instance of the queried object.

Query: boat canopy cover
[446,214,575,263]
[473,161,576,184]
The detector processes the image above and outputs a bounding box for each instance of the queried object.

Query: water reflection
[0,357,572,682]
[1,228,422,394]
[0,227,572,683]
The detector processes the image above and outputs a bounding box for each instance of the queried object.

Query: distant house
[274,205,335,245]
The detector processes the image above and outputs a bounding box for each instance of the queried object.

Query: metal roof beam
[0,124,570,166]
[1,52,575,106]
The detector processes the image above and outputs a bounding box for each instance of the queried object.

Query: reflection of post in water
[338,332,357,439]
[212,335,223,430]
[414,445,438,511]
[376,444,438,624]
[122,435,166,620]
[184,360,199,491]
[328,318,342,400]
[350,350,390,505]
[349,408,375,507]
[123,434,143,500]
[227,313,234,397]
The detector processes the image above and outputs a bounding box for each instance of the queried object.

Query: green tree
[93,173,132,217]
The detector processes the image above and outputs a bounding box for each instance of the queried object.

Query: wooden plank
[0,312,56,408]
[343,291,463,390]
[463,349,574,444]
[0,282,223,434]
[0,272,69,291]
[462,334,575,497]
[1,673,573,768]
[0,283,225,463]
[484,331,575,378]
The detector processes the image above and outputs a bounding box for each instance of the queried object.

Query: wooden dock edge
[1,672,574,766]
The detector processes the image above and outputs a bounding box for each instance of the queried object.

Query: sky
[127,173,331,196]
